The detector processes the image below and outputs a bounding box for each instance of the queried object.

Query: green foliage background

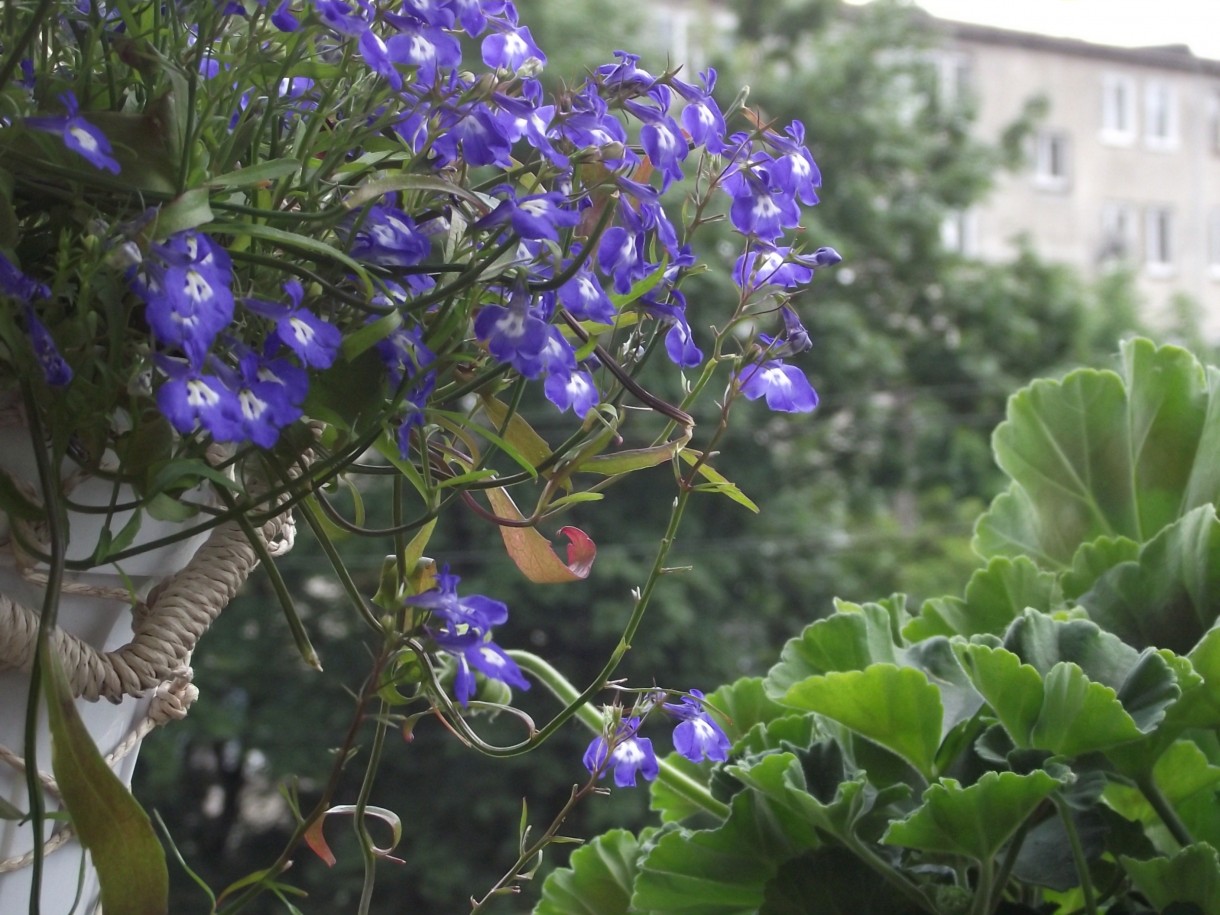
[131,1,1211,911]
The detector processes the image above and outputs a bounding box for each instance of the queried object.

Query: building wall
[938,24,1220,337]
[648,1,1220,337]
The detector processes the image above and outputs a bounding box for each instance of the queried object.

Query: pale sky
[902,0,1220,61]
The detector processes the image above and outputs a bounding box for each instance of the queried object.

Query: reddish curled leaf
[484,488,597,582]
[559,526,597,578]
[303,805,404,867]
[304,816,337,867]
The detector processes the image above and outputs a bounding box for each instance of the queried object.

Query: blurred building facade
[935,21,1220,338]
[649,1,1220,338]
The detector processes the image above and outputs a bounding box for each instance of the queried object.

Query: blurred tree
[134,1,1166,912]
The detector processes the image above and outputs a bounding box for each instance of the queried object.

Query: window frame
[1100,72,1137,145]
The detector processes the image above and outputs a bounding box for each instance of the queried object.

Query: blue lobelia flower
[737,358,819,413]
[136,231,235,367]
[220,352,308,447]
[558,263,616,325]
[672,68,728,154]
[474,286,551,378]
[723,154,801,243]
[481,22,545,72]
[664,690,731,764]
[475,190,580,243]
[25,92,121,174]
[405,567,510,634]
[349,205,431,267]
[733,244,841,292]
[0,252,50,303]
[244,280,342,369]
[155,356,242,440]
[433,629,530,707]
[22,307,73,387]
[583,717,659,788]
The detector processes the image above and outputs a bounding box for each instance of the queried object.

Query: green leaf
[1079,504,1220,654]
[781,665,943,779]
[882,770,1061,862]
[480,396,555,473]
[975,339,1220,567]
[0,796,25,820]
[1122,843,1220,913]
[764,600,904,698]
[214,221,372,290]
[1106,741,1220,851]
[1062,535,1141,599]
[148,188,213,240]
[759,846,925,915]
[678,451,759,513]
[204,158,301,188]
[1031,663,1143,756]
[905,555,1060,641]
[955,644,1044,749]
[536,829,643,915]
[43,645,168,915]
[634,755,822,914]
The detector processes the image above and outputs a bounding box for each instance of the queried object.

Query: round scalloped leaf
[633,755,821,915]
[763,600,905,699]
[1121,843,1220,913]
[975,339,1220,568]
[905,555,1061,641]
[535,829,643,915]
[1078,504,1220,654]
[759,847,926,915]
[781,665,943,780]
[882,769,1062,862]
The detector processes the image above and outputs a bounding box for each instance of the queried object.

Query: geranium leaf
[905,555,1060,641]
[781,665,943,779]
[634,755,821,914]
[975,340,1220,567]
[882,769,1062,862]
[1078,504,1220,654]
[764,601,904,698]
[536,828,643,915]
[1122,843,1220,913]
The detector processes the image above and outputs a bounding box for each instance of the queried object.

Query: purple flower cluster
[583,690,731,788]
[403,567,529,707]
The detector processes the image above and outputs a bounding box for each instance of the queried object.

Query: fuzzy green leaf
[1122,843,1220,913]
[536,829,643,915]
[781,665,943,779]
[882,769,1062,862]
[906,555,1060,641]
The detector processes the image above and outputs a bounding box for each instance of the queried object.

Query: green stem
[1136,774,1194,848]
[841,833,939,915]
[19,381,71,915]
[1052,795,1097,915]
[354,700,390,915]
[969,854,994,915]
[509,651,730,821]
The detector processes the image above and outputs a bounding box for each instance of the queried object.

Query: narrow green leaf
[204,158,301,188]
[43,645,168,915]
[149,188,213,240]
[480,396,554,472]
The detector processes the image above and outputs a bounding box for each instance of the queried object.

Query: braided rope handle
[0,508,293,702]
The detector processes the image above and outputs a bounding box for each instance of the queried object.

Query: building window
[1209,89,1220,155]
[1144,206,1174,276]
[1209,210,1220,278]
[941,209,977,256]
[937,51,973,106]
[1099,202,1137,266]
[1100,73,1136,144]
[1144,80,1178,150]
[1032,131,1071,190]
